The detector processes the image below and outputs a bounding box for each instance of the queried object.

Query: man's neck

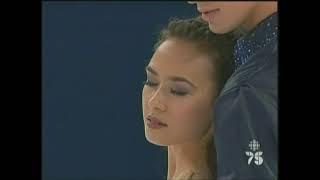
[242,2,277,31]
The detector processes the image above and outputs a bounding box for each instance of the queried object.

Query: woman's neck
[167,127,215,179]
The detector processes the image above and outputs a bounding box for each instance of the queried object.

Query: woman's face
[142,39,218,146]
[188,1,259,33]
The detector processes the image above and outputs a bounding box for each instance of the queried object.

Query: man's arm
[214,84,278,180]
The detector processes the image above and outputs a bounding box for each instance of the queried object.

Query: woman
[141,17,235,180]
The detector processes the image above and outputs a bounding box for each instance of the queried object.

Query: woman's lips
[146,116,168,129]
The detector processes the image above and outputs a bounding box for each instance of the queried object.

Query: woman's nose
[148,89,167,112]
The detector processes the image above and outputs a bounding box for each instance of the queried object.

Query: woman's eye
[143,79,158,87]
[170,89,188,96]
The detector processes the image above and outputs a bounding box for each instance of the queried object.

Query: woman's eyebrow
[146,66,158,76]
[169,76,197,89]
[146,65,196,88]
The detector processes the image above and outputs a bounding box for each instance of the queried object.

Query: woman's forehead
[154,39,213,67]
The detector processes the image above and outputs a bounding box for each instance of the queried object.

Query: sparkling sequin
[234,13,278,71]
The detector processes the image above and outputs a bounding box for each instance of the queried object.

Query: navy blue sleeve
[214,83,278,180]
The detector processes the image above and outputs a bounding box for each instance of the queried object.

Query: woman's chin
[145,135,169,146]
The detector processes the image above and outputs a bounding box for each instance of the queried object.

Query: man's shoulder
[220,42,278,96]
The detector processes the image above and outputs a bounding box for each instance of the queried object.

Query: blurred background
[42,2,197,180]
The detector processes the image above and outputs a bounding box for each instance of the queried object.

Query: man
[188,2,278,179]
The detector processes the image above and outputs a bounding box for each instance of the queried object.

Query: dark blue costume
[214,12,278,180]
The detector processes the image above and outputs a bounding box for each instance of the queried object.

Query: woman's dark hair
[153,16,236,93]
